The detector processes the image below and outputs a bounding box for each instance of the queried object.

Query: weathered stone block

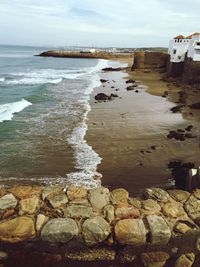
[19,196,40,215]
[111,188,129,205]
[67,186,87,200]
[88,187,110,210]
[64,205,92,219]
[115,206,140,219]
[0,193,17,211]
[48,193,68,209]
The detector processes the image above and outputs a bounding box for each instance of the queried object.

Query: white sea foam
[0,99,32,122]
[67,59,108,187]
[0,78,5,82]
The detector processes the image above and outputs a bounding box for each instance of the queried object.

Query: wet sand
[86,65,200,195]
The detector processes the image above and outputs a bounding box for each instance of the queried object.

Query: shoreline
[86,60,200,195]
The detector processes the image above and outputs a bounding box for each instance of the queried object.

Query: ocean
[0,45,110,187]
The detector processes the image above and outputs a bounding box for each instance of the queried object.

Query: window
[173,49,176,54]
[196,42,200,46]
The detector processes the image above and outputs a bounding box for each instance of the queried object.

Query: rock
[0,251,8,260]
[36,214,49,232]
[141,251,170,267]
[196,237,200,251]
[147,215,171,245]
[88,187,110,210]
[0,208,16,220]
[163,201,185,218]
[67,186,87,201]
[100,79,108,83]
[170,105,184,113]
[142,199,161,215]
[102,67,122,72]
[95,93,109,101]
[41,218,78,243]
[144,188,170,203]
[82,216,111,245]
[115,206,140,219]
[168,190,190,203]
[193,189,200,199]
[19,196,40,215]
[184,195,200,221]
[174,222,192,234]
[64,205,92,219]
[42,186,64,200]
[126,85,137,91]
[104,205,115,223]
[47,193,68,209]
[70,198,90,206]
[110,188,129,205]
[0,188,7,198]
[0,194,17,211]
[8,186,43,199]
[0,216,35,243]
[126,79,136,84]
[185,125,193,132]
[175,253,195,267]
[115,219,146,245]
[128,198,142,209]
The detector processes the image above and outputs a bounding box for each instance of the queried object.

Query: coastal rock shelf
[1,186,200,266]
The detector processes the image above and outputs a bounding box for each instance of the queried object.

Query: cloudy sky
[0,0,199,47]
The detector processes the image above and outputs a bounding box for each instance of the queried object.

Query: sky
[0,0,199,48]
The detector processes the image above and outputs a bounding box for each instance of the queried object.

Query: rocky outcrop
[132,52,168,70]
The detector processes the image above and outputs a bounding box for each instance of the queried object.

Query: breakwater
[1,185,200,266]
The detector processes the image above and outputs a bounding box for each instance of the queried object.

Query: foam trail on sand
[0,99,32,122]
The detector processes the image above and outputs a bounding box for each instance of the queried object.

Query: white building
[168,33,200,62]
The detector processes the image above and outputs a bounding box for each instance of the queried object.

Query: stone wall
[1,185,200,266]
[132,52,168,70]
[182,58,200,84]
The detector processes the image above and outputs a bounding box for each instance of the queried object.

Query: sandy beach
[86,61,200,195]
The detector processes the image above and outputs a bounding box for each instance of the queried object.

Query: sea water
[0,45,109,187]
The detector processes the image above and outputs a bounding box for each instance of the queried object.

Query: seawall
[1,185,200,266]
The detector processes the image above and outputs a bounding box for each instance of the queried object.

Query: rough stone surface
[196,237,200,251]
[42,186,63,201]
[147,215,171,245]
[41,218,78,243]
[142,199,161,215]
[19,196,40,215]
[193,189,200,199]
[82,216,111,245]
[128,198,142,209]
[48,193,68,209]
[168,189,190,203]
[0,188,7,198]
[36,214,49,232]
[141,251,170,267]
[64,205,92,219]
[0,216,35,243]
[88,187,110,210]
[175,253,195,267]
[115,219,146,245]
[0,208,16,220]
[67,186,87,200]
[0,251,8,260]
[0,194,17,211]
[111,188,129,205]
[115,206,140,219]
[144,188,170,203]
[185,195,200,221]
[104,205,115,223]
[8,186,43,199]
[174,222,192,234]
[163,201,185,218]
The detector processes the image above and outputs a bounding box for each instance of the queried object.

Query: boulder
[94,93,109,101]
[0,208,16,220]
[144,188,170,203]
[115,219,146,245]
[141,251,170,267]
[19,196,40,215]
[168,190,190,203]
[126,79,136,84]
[142,199,161,215]
[100,79,108,83]
[64,205,92,219]
[104,205,115,223]
[82,216,111,245]
[0,193,17,211]
[0,188,7,198]
[174,222,192,234]
[47,193,68,209]
[115,206,140,219]
[110,188,129,205]
[42,186,64,200]
[147,215,171,245]
[67,186,87,201]
[0,216,35,243]
[88,187,110,210]
[175,253,195,267]
[163,201,185,218]
[184,195,200,221]
[193,189,200,199]
[8,186,43,199]
[128,198,142,209]
[36,214,49,232]
[41,218,78,243]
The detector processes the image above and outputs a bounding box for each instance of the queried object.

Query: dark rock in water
[185,125,193,132]
[135,90,139,93]
[177,129,185,133]
[115,89,119,91]
[111,86,115,88]
[126,79,135,84]
[100,79,108,83]
[189,102,200,109]
[126,85,137,91]
[110,93,118,98]
[170,105,185,113]
[150,145,157,150]
[95,93,109,101]
[167,129,196,141]
[102,67,122,72]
